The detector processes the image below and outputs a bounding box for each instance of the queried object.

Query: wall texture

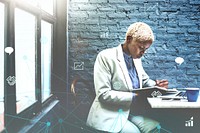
[68,0,200,112]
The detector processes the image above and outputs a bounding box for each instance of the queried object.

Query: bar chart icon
[185,117,193,127]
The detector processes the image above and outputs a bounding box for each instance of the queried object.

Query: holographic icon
[5,47,14,55]
[74,62,84,70]
[58,118,63,124]
[175,57,184,65]
[23,55,28,60]
[6,76,16,86]
[46,121,51,127]
[185,117,193,127]
[40,35,48,44]
[151,91,162,97]
[118,108,123,113]
[113,82,122,90]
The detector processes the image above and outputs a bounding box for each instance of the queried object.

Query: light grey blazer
[86,44,156,132]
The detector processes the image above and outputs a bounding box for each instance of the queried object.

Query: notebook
[132,86,177,97]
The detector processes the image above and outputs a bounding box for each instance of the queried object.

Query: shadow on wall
[70,76,95,105]
[64,77,95,130]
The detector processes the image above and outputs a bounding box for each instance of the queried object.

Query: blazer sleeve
[94,51,133,106]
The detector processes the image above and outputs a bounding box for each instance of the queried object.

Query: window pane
[15,8,36,113]
[41,20,52,102]
[26,0,38,6]
[0,2,4,132]
[41,0,54,15]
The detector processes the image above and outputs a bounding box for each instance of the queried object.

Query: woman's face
[127,38,152,59]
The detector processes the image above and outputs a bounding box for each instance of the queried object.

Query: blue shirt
[123,52,140,89]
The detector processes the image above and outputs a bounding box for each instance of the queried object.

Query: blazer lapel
[116,45,133,91]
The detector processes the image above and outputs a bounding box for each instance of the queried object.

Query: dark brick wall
[68,0,200,98]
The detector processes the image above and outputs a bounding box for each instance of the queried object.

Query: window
[26,0,38,6]
[41,0,54,15]
[41,20,52,102]
[0,0,67,132]
[0,2,5,132]
[15,8,36,113]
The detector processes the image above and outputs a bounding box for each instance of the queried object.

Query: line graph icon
[74,62,84,70]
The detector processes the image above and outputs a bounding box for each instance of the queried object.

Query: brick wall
[68,0,200,99]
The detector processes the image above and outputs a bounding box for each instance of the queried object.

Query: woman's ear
[126,36,132,43]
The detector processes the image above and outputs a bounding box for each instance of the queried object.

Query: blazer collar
[116,44,124,62]
[116,44,134,91]
[116,44,142,89]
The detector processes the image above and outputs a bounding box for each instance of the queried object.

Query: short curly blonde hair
[125,22,154,43]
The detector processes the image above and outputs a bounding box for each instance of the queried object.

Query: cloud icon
[175,57,184,65]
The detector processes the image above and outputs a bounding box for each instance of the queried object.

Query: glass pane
[41,0,54,15]
[0,2,4,132]
[15,8,36,113]
[26,0,38,6]
[41,20,52,102]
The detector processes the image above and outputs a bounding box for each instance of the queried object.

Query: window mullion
[36,13,42,111]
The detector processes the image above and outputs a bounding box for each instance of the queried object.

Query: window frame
[0,0,67,132]
[0,2,5,132]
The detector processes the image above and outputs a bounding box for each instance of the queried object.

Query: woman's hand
[155,79,168,89]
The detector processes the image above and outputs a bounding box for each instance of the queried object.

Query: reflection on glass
[0,2,4,132]
[41,0,54,15]
[15,8,36,113]
[26,0,38,6]
[41,20,52,102]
